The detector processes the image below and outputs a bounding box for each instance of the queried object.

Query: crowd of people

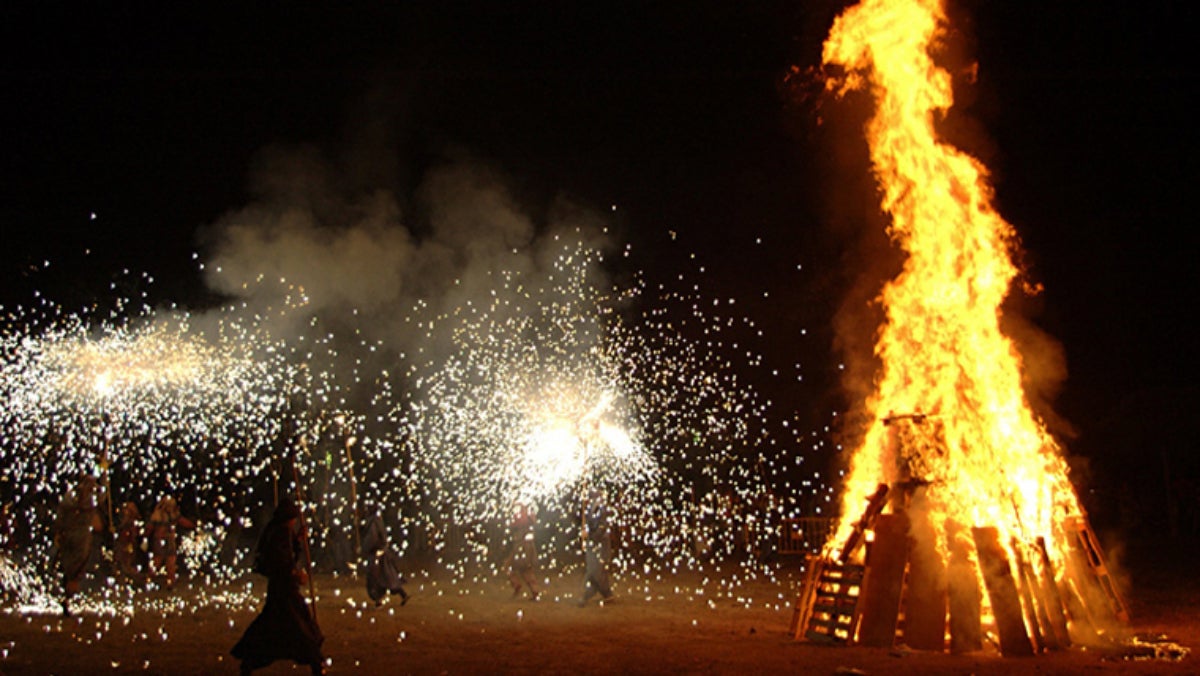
[50,475,200,614]
[42,472,625,675]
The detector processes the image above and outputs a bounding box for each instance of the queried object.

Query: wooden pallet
[791,555,865,643]
[1063,516,1130,623]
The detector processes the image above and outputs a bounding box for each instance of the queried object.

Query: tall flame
[823,0,1082,560]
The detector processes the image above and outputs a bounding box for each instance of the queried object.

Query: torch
[96,414,115,536]
[337,414,362,562]
[576,436,589,543]
[285,374,319,626]
[292,432,320,626]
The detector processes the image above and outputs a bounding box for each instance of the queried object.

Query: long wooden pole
[99,439,115,535]
[344,430,361,560]
[291,435,320,626]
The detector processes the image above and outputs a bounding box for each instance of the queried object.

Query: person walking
[53,475,103,616]
[113,501,147,583]
[147,495,195,589]
[578,490,615,607]
[232,499,325,675]
[361,508,409,607]
[504,502,539,601]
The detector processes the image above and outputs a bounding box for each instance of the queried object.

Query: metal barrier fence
[778,516,833,555]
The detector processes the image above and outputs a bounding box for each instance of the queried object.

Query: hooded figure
[361,510,409,606]
[232,499,324,675]
[114,501,147,582]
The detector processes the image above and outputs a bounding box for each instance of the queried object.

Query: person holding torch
[232,498,325,675]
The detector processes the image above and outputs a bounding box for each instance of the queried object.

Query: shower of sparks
[0,232,839,644]
[0,269,373,613]
[398,232,806,579]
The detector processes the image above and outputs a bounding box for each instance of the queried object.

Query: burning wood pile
[790,416,1128,655]
[792,0,1132,654]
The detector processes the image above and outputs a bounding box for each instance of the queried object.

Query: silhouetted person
[232,499,324,675]
[504,502,539,600]
[53,475,103,616]
[114,501,147,583]
[578,490,615,607]
[147,495,194,589]
[361,510,409,606]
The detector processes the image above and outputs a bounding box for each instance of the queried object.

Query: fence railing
[778,516,833,556]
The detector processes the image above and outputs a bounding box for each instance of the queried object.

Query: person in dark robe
[53,475,103,616]
[232,499,324,676]
[577,490,616,607]
[113,501,147,583]
[504,501,539,600]
[361,509,409,606]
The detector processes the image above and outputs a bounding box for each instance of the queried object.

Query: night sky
[2,2,1196,533]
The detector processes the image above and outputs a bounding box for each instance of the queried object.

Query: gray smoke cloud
[199,143,613,368]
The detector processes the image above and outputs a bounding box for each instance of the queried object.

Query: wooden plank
[856,512,910,647]
[1060,544,1103,644]
[838,483,890,563]
[790,555,825,639]
[973,527,1034,657]
[904,511,947,651]
[817,567,863,585]
[1065,516,1131,623]
[1012,539,1049,652]
[946,523,982,653]
[1035,536,1071,647]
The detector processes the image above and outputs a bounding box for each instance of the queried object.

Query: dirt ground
[1,553,1196,676]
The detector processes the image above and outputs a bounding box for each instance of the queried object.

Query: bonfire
[791,0,1127,655]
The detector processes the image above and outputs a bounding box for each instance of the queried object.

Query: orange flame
[823,0,1082,564]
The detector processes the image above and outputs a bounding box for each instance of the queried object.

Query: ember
[1105,634,1191,663]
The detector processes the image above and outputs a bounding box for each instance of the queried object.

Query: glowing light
[819,0,1089,632]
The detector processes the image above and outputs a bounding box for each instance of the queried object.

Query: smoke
[811,77,900,459]
[205,170,413,318]
[198,143,614,369]
[1001,306,1074,441]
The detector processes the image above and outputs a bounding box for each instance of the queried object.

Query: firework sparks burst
[0,232,830,625]
[0,271,315,611]
[401,233,791,576]
[515,390,650,502]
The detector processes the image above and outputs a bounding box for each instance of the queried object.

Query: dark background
[2,2,1196,539]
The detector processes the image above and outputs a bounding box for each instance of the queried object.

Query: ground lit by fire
[0,564,1195,675]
